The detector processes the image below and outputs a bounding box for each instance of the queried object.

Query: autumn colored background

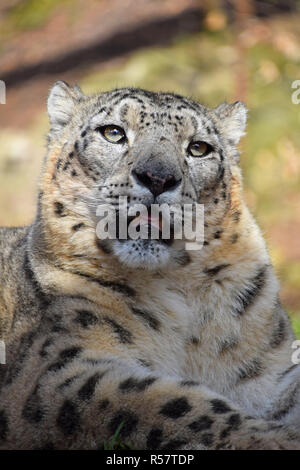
[0,0,299,336]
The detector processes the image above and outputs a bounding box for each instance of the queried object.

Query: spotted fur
[0,82,299,449]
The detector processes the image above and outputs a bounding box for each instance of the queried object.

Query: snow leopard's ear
[47,81,84,133]
[213,101,247,145]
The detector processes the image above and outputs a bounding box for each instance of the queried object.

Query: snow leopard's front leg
[1,350,299,450]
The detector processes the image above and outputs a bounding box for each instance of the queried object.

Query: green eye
[188,141,212,157]
[98,125,126,143]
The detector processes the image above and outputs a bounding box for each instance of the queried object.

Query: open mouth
[115,206,174,246]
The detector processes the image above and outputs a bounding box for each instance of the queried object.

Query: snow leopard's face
[47,83,247,270]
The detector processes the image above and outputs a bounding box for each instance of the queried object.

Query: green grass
[103,422,133,450]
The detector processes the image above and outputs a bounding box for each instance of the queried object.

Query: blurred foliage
[0,1,299,335]
[1,0,71,35]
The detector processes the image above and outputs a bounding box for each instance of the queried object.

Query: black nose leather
[132,170,181,196]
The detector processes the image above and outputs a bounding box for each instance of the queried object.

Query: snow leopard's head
[46,82,247,270]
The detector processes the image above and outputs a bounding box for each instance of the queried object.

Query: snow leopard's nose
[131,139,182,196]
[132,169,181,196]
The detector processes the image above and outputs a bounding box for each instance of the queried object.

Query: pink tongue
[132,213,160,230]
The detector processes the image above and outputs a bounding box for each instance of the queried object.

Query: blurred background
[0,0,299,336]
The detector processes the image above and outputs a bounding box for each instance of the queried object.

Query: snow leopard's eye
[97,125,126,144]
[188,141,213,157]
